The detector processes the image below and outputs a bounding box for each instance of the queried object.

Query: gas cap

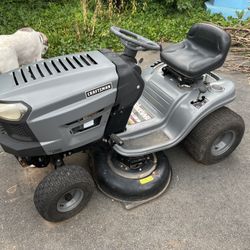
[210,83,225,92]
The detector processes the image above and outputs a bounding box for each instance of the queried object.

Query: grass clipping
[222,24,250,82]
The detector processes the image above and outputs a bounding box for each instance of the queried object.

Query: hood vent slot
[44,62,53,75]
[73,56,83,67]
[80,55,90,66]
[87,54,97,65]
[66,57,76,69]
[28,66,36,80]
[51,60,61,73]
[36,64,45,77]
[20,69,27,83]
[12,53,98,86]
[58,59,68,71]
[13,72,19,86]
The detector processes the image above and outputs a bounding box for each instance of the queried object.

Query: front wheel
[183,107,245,165]
[34,165,94,222]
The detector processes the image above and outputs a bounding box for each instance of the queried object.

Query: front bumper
[0,122,45,157]
[0,133,45,156]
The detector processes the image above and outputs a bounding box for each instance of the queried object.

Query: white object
[0,28,48,74]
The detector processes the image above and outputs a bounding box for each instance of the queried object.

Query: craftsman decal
[128,102,153,125]
[86,83,112,97]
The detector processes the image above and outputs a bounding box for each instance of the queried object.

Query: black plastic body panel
[0,103,44,156]
[101,50,144,136]
[0,133,45,157]
[0,100,44,156]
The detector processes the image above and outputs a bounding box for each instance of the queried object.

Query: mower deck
[96,168,172,210]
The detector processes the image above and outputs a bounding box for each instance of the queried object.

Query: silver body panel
[0,52,236,157]
[0,51,118,155]
[113,63,236,156]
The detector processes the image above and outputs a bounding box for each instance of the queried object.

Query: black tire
[34,165,94,222]
[183,107,245,165]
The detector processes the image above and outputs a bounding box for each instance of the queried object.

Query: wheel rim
[57,188,84,213]
[211,130,236,156]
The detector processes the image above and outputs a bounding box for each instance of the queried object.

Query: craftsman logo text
[86,83,112,97]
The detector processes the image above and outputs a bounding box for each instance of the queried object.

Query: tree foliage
[0,0,244,57]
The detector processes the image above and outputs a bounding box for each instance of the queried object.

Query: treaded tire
[34,165,94,222]
[183,107,245,165]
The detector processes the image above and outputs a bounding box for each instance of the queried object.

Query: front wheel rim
[57,188,84,213]
[211,130,236,156]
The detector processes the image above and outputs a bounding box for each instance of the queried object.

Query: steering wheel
[110,26,161,51]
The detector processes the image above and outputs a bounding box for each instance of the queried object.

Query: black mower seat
[160,23,231,79]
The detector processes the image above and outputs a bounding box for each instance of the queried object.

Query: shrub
[157,0,204,12]
[0,0,244,57]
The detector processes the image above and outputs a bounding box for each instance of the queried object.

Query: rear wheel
[34,165,94,222]
[183,107,245,165]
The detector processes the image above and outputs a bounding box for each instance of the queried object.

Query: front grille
[0,123,35,142]
[12,53,98,86]
[0,124,7,135]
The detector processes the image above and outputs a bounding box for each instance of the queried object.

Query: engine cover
[0,51,118,155]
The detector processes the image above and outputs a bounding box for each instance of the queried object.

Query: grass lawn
[0,0,247,57]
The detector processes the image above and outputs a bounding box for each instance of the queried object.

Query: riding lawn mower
[0,23,245,221]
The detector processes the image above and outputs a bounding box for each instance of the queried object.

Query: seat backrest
[187,23,231,59]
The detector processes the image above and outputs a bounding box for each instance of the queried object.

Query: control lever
[197,85,207,101]
[191,84,208,106]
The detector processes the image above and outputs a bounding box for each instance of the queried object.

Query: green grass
[0,0,246,58]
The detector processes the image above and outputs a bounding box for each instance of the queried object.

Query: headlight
[0,103,28,121]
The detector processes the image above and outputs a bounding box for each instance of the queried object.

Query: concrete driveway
[0,51,249,250]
